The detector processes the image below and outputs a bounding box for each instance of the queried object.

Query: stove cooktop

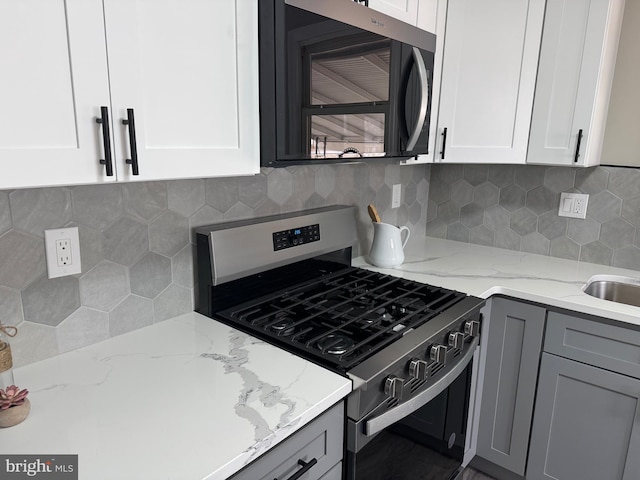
[214,267,467,372]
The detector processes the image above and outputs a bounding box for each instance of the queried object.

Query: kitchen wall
[0,163,429,367]
[426,164,640,270]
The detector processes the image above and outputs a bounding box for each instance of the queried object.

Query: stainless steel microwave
[259,0,436,166]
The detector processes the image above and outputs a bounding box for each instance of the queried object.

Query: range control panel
[273,223,320,251]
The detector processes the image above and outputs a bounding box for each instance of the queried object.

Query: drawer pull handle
[275,457,318,480]
[95,106,114,176]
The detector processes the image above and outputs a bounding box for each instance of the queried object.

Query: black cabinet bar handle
[274,458,318,480]
[95,106,114,176]
[441,127,448,160]
[574,129,583,163]
[122,108,140,175]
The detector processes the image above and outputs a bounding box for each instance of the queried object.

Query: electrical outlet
[558,193,589,219]
[392,184,401,209]
[44,227,81,278]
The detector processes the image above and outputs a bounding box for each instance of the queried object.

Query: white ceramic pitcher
[369,222,410,268]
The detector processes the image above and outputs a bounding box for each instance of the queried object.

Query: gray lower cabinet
[527,353,640,480]
[475,297,546,476]
[230,402,344,480]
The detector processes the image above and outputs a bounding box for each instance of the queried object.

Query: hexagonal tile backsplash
[427,165,640,270]
[0,164,429,367]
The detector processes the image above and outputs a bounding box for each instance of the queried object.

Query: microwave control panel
[273,224,320,251]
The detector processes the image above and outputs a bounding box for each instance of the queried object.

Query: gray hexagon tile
[499,185,526,212]
[417,179,429,205]
[612,245,640,271]
[79,261,129,311]
[474,183,499,208]
[153,284,192,322]
[10,187,72,236]
[405,182,418,206]
[588,191,622,223]
[447,222,470,242]
[526,186,557,215]
[580,241,613,265]
[0,192,11,235]
[224,201,254,220]
[149,210,189,257]
[71,184,123,230]
[469,225,494,247]
[172,244,196,288]
[460,203,484,228]
[437,200,460,224]
[109,295,153,336]
[75,224,103,273]
[103,217,149,266]
[57,307,109,354]
[488,165,515,188]
[10,321,58,367]
[0,286,23,326]
[205,177,239,213]
[538,211,567,240]
[130,253,171,299]
[608,167,640,200]
[514,165,545,191]
[484,205,511,231]
[438,164,463,184]
[426,220,447,238]
[123,182,167,222]
[429,181,451,204]
[315,167,336,199]
[567,217,600,245]
[450,180,473,206]
[238,174,268,208]
[543,167,575,193]
[549,237,580,261]
[22,275,80,326]
[254,199,282,217]
[188,205,224,242]
[621,197,640,228]
[575,168,609,194]
[494,228,521,251]
[521,232,550,256]
[510,208,537,236]
[167,179,205,217]
[0,230,46,289]
[409,202,423,225]
[463,165,488,186]
[600,218,635,249]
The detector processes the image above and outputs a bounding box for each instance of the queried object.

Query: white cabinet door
[0,0,115,189]
[103,0,260,181]
[434,0,545,164]
[527,0,625,167]
[401,0,448,165]
[367,0,420,25]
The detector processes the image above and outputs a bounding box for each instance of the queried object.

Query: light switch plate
[392,184,401,209]
[44,227,82,278]
[558,192,589,219]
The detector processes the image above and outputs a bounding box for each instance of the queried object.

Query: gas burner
[269,313,297,336]
[391,298,427,314]
[316,334,355,355]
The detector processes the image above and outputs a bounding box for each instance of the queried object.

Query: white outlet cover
[558,192,589,219]
[44,227,82,279]
[392,184,402,208]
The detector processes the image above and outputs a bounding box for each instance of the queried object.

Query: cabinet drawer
[230,402,344,480]
[544,311,640,379]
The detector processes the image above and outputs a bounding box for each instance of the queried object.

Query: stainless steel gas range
[196,205,484,480]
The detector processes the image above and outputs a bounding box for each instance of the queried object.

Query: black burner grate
[215,267,466,371]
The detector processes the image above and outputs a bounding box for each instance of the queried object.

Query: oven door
[345,339,478,480]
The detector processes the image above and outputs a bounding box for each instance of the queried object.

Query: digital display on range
[273,223,320,251]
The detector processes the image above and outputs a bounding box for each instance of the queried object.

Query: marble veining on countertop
[0,312,352,480]
[354,236,640,327]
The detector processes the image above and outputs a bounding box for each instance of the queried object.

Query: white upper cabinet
[527,0,625,167]
[434,0,546,164]
[0,0,114,189]
[0,0,259,190]
[103,0,259,181]
[367,0,420,25]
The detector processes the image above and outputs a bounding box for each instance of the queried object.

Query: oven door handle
[365,337,479,437]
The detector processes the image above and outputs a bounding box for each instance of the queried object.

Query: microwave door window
[301,35,391,159]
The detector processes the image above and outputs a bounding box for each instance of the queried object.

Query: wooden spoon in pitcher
[367,204,381,223]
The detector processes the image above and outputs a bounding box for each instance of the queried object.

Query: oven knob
[430,345,447,365]
[408,358,428,381]
[448,332,465,350]
[464,320,480,338]
[384,375,405,400]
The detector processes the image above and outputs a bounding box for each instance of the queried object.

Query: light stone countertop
[354,236,640,328]
[0,312,352,480]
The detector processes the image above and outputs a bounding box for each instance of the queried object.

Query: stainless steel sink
[582,275,640,308]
